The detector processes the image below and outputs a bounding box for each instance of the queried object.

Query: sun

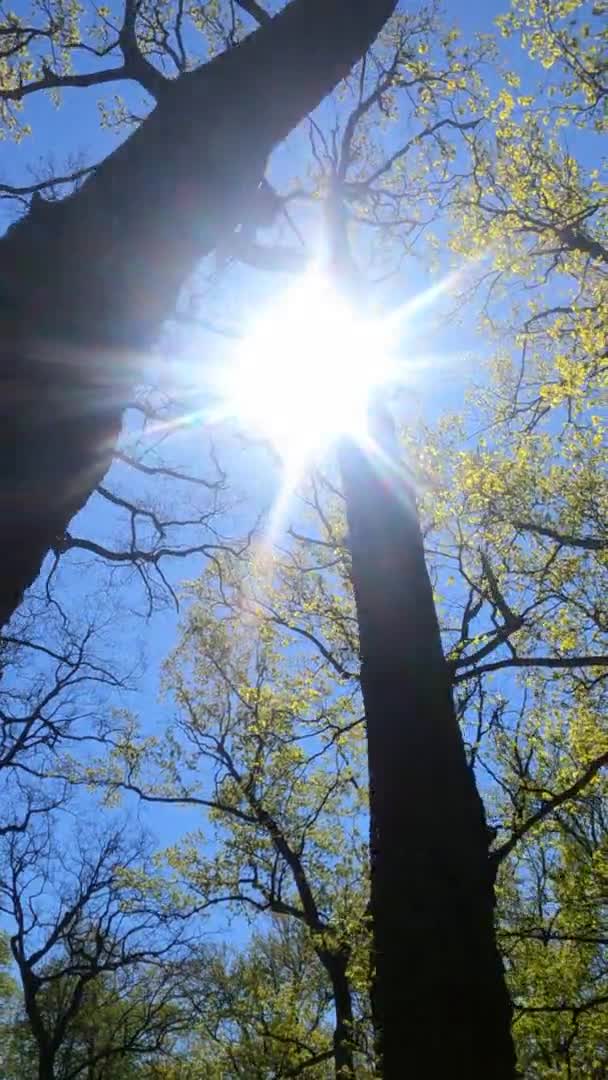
[220,268,395,463]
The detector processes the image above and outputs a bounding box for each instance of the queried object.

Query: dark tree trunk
[38,1055,55,1080]
[321,949,355,1078]
[0,0,397,631]
[338,410,516,1079]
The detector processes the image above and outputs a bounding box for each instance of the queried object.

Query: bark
[0,0,397,631]
[338,409,516,1079]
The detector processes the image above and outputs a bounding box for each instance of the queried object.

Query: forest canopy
[0,0,606,1077]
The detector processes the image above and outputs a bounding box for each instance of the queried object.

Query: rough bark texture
[338,412,516,1079]
[0,0,397,631]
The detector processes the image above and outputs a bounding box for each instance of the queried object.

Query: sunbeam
[206,262,470,542]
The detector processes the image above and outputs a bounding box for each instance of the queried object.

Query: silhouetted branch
[492,749,608,865]
[236,0,272,26]
[513,520,607,551]
[119,0,168,98]
[454,654,608,684]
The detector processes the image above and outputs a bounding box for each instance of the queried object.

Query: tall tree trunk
[338,410,516,1079]
[0,0,397,631]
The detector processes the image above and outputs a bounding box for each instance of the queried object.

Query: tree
[3,8,521,1071]
[0,0,398,632]
[337,425,514,1076]
[321,178,513,1070]
[51,10,522,1073]
[0,815,189,1080]
[1,973,182,1080]
[3,2,605,1075]
[95,548,372,1076]
[415,2,608,1070]
[0,930,22,1079]
[180,921,344,1078]
[91,115,605,1068]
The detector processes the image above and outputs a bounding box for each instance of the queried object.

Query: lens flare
[220,267,395,465]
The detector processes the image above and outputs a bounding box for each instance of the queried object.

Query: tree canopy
[0,0,606,1077]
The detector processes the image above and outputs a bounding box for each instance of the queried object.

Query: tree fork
[338,412,516,1077]
[0,0,397,631]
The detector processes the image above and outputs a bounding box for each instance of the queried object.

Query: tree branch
[0,65,129,101]
[513,520,606,551]
[236,0,272,26]
[283,1049,336,1077]
[118,0,168,99]
[454,653,608,683]
[492,749,608,865]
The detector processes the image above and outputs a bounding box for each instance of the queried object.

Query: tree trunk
[321,949,355,1078]
[37,1051,55,1080]
[0,0,397,631]
[338,409,516,1079]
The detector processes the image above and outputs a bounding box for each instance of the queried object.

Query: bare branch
[118,0,168,99]
[513,520,607,552]
[236,0,272,26]
[454,654,608,684]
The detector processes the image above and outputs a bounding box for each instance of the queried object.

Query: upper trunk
[338,410,516,1079]
[0,0,397,631]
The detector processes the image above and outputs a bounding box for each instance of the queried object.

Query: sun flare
[220,268,395,463]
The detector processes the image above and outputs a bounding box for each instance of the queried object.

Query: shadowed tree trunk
[38,1056,54,1080]
[331,958,355,1079]
[322,177,516,1077]
[0,0,397,632]
[318,947,355,1078]
[338,411,516,1078]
